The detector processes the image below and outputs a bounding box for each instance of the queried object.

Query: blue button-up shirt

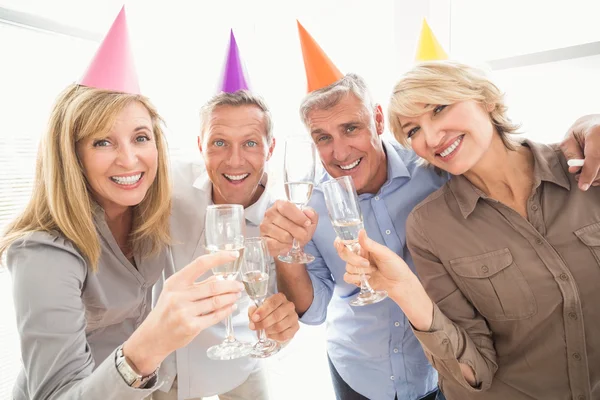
[301,140,449,400]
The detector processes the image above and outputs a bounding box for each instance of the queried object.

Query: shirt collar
[449,139,571,219]
[192,170,271,227]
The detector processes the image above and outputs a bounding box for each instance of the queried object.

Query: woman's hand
[123,251,243,375]
[336,230,417,292]
[336,230,434,331]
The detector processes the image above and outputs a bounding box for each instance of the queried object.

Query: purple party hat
[219,29,250,93]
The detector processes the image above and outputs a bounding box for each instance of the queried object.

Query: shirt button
[481,265,489,273]
[559,273,569,281]
[578,395,585,400]
[536,238,543,245]
[385,230,391,235]
[393,348,399,353]
[568,312,578,320]
[394,322,400,327]
[390,375,395,380]
[573,353,581,361]
[442,339,449,345]
[375,196,380,201]
[531,204,539,211]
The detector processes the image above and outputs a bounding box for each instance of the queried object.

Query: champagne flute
[241,237,281,358]
[322,176,387,306]
[205,204,253,360]
[279,137,317,264]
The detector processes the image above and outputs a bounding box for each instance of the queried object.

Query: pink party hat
[79,6,140,94]
[219,30,250,93]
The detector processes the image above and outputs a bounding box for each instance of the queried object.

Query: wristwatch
[115,345,158,388]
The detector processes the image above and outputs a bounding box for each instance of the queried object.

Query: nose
[226,145,244,168]
[332,140,352,163]
[116,143,138,169]
[423,125,445,150]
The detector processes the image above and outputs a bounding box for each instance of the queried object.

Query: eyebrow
[134,125,152,132]
[401,104,431,130]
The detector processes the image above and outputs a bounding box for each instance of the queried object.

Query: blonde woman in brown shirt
[336,61,600,400]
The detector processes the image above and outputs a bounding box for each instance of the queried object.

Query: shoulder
[7,230,88,289]
[407,183,454,230]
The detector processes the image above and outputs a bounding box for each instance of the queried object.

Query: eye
[346,125,357,133]
[213,140,225,147]
[136,135,151,143]
[433,105,447,115]
[246,140,258,148]
[316,135,331,143]
[93,139,110,147]
[407,126,420,138]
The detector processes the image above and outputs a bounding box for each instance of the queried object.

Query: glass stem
[348,242,376,295]
[254,299,267,343]
[290,204,304,254]
[225,314,236,343]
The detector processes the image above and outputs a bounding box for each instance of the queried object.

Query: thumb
[247,304,258,319]
[304,207,319,225]
[172,250,239,286]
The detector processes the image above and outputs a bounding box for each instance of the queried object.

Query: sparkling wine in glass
[278,137,317,264]
[241,237,281,358]
[322,176,388,306]
[205,204,253,360]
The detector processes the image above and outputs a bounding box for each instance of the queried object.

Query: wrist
[388,277,434,331]
[122,333,163,376]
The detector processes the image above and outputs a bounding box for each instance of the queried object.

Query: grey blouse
[7,210,169,399]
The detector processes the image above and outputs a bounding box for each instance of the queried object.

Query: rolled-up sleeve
[298,239,334,325]
[8,235,158,400]
[406,212,498,392]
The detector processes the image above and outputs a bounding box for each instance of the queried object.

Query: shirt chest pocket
[449,248,537,321]
[575,222,600,266]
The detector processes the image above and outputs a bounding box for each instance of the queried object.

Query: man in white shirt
[153,91,299,400]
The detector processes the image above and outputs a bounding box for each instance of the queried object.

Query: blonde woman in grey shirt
[0,84,244,400]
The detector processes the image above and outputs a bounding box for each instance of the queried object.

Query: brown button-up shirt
[407,141,600,400]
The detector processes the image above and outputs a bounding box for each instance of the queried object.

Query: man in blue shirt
[261,72,447,400]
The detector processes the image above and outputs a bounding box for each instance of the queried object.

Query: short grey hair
[300,73,375,126]
[200,90,273,142]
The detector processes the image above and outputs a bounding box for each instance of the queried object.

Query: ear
[485,102,495,113]
[197,135,203,154]
[266,137,276,162]
[374,104,385,136]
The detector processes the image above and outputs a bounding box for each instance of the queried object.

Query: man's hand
[260,200,318,257]
[561,114,600,190]
[248,293,299,342]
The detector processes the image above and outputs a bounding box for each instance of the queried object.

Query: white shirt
[156,160,275,399]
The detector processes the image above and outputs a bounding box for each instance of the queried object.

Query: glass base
[350,290,388,307]
[250,339,281,358]
[206,339,253,360]
[278,251,315,264]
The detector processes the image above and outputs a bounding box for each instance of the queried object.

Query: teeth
[224,173,249,181]
[111,173,142,185]
[340,158,361,170]
[439,137,462,157]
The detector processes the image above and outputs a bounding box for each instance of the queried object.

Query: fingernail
[581,183,590,191]
[249,322,255,330]
[236,282,244,291]
[304,220,311,227]
[252,314,260,322]
[361,260,370,268]
[236,292,242,298]
[228,250,239,258]
[232,304,238,311]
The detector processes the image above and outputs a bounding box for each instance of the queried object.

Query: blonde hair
[200,90,273,142]
[388,60,520,150]
[0,84,171,271]
[300,73,375,127]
